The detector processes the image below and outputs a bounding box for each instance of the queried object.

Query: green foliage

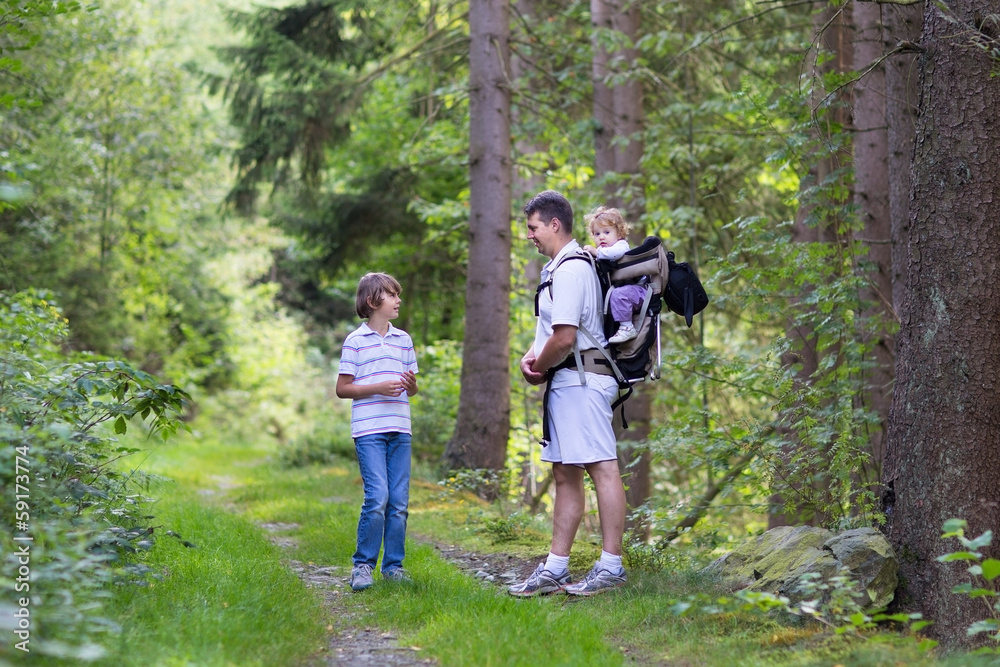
[435,467,548,545]
[410,340,462,462]
[213,0,471,345]
[673,573,931,652]
[1,0,237,390]
[938,519,1000,652]
[480,512,532,545]
[211,0,398,211]
[0,290,190,660]
[278,417,355,467]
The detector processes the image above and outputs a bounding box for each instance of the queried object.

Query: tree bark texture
[883,0,922,312]
[852,0,893,479]
[883,0,1000,646]
[444,0,512,476]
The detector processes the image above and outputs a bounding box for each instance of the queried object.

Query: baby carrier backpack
[534,236,708,440]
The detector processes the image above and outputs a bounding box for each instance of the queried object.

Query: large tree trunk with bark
[882,0,1000,647]
[444,0,512,483]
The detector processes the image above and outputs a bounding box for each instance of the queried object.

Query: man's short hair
[355,272,401,319]
[523,190,573,235]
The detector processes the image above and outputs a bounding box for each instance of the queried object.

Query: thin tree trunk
[852,0,893,483]
[610,0,643,212]
[883,0,1000,647]
[444,0,512,489]
[770,3,852,528]
[591,0,616,195]
[591,0,652,537]
[511,0,547,209]
[883,1,922,315]
[511,0,547,505]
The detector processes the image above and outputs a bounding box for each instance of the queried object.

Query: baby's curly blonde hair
[585,206,632,240]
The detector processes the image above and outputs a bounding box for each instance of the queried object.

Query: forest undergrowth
[72,423,998,667]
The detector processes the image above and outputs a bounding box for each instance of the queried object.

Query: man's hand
[520,353,546,386]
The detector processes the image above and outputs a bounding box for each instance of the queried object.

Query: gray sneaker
[564,564,626,596]
[508,563,571,597]
[350,563,374,591]
[383,567,411,583]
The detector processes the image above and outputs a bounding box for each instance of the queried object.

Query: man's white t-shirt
[533,240,616,390]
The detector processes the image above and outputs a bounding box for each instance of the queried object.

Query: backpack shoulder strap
[534,251,595,316]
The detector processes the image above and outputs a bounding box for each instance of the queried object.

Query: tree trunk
[591,0,651,536]
[591,0,616,194]
[852,0,893,482]
[511,0,547,505]
[610,0,644,212]
[883,0,1000,647]
[443,0,512,485]
[883,1,922,313]
[511,0,547,209]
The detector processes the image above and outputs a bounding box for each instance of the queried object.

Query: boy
[336,272,419,591]
[582,206,649,344]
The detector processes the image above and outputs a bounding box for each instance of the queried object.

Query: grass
[89,438,328,667]
[91,428,1000,667]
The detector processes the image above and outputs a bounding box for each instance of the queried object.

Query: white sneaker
[609,323,637,344]
[564,564,626,596]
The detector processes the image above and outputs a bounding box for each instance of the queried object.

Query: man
[508,190,628,597]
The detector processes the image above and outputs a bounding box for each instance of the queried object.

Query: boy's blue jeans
[352,431,411,573]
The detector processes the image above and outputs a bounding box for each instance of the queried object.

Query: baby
[583,206,648,344]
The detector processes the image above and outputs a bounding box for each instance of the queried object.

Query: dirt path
[261,523,549,666]
[260,522,435,666]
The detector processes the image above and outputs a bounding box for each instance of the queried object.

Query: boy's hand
[378,378,408,397]
[400,370,418,395]
[583,245,598,256]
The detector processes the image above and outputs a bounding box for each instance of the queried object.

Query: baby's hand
[583,245,598,256]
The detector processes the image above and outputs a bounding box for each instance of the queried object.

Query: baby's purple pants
[609,284,649,322]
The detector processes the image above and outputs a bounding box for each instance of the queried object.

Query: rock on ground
[705,525,898,610]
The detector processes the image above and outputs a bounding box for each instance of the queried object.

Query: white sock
[544,553,570,575]
[599,550,623,573]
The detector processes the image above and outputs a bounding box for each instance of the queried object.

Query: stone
[706,525,898,611]
[822,527,899,610]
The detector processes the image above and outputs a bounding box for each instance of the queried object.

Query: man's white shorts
[542,373,619,465]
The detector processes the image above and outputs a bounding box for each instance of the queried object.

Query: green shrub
[410,341,462,463]
[0,290,189,662]
[278,418,355,467]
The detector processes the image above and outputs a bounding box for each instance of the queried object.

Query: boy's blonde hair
[355,272,402,319]
[585,206,632,240]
